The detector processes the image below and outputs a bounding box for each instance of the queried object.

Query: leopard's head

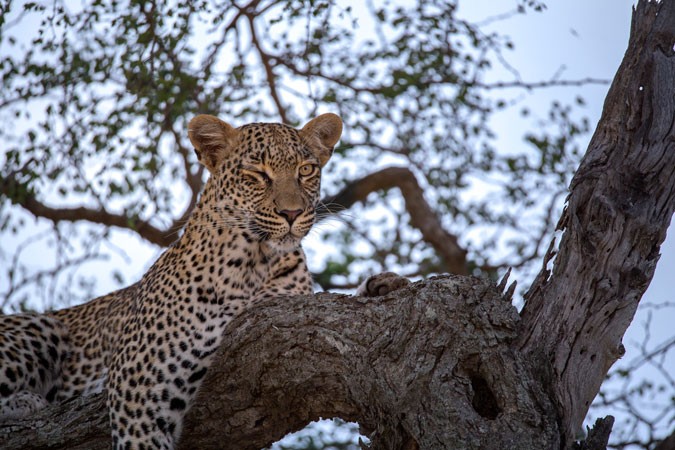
[188,113,342,249]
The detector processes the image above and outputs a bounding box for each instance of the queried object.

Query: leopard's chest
[133,237,274,323]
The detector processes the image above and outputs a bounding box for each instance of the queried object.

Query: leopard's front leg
[253,247,314,301]
[107,311,226,450]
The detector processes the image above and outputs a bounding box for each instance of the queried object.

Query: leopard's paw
[356,272,410,297]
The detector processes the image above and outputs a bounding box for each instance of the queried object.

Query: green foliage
[0,0,588,306]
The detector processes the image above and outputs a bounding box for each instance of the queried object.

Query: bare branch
[243,6,289,123]
[480,189,566,273]
[199,5,247,75]
[319,167,468,275]
[273,55,609,95]
[1,176,175,247]
[475,77,610,90]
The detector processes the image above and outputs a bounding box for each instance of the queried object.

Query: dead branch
[319,167,468,275]
[517,1,675,444]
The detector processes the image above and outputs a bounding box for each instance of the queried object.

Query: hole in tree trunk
[470,374,501,419]
[269,418,366,449]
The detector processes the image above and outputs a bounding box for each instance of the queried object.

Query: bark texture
[517,0,675,445]
[0,276,558,450]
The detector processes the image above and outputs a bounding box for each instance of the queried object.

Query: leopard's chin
[265,232,304,252]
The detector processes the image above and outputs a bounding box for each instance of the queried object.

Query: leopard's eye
[241,167,271,185]
[257,171,271,183]
[298,164,317,177]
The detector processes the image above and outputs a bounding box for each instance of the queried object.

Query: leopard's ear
[299,113,342,167]
[188,115,239,173]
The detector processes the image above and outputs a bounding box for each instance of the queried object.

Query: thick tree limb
[319,167,468,275]
[0,175,179,247]
[517,1,675,445]
[0,277,559,449]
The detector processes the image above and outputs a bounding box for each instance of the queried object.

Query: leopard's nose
[276,208,303,225]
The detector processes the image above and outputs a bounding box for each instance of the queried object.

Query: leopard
[0,113,408,449]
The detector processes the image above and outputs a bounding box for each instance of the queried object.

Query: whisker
[316,201,348,216]
[308,221,346,237]
[315,211,354,224]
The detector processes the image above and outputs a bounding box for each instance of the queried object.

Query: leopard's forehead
[236,123,315,167]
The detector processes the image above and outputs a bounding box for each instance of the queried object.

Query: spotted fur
[0,113,342,449]
[0,314,70,419]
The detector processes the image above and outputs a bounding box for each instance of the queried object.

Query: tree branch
[319,167,468,275]
[2,166,467,275]
[0,277,560,450]
[0,175,175,247]
[244,7,289,123]
[517,1,675,444]
[169,125,204,229]
[474,77,610,90]
[573,416,615,450]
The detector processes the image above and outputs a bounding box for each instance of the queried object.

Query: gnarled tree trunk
[1,1,673,449]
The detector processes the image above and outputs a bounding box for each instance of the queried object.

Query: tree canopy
[0,0,593,307]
